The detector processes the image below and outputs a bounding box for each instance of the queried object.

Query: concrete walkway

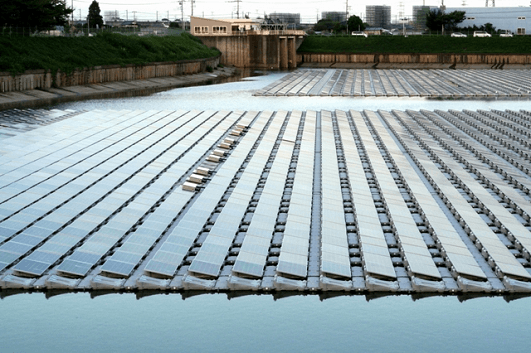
[0,67,237,111]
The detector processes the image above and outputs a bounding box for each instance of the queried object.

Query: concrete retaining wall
[199,35,304,69]
[0,56,220,93]
[297,53,531,69]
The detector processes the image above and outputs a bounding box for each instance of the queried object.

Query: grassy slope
[0,33,219,75]
[298,35,531,54]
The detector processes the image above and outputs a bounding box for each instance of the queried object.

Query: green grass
[298,35,531,54]
[0,32,220,75]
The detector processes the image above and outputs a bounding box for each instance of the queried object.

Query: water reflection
[1,290,530,353]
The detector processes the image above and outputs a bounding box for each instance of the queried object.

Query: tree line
[313,15,366,34]
[0,0,103,30]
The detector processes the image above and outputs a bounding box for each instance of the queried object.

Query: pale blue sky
[71,0,531,23]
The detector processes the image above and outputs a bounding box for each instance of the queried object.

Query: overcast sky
[71,0,531,23]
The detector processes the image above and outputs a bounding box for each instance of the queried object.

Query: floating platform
[254,69,531,98]
[1,107,531,294]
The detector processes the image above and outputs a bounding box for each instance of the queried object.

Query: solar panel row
[378,110,487,281]
[337,110,396,281]
[276,111,316,279]
[362,110,441,281]
[188,111,287,278]
[232,111,302,279]
[142,111,263,279]
[319,111,351,280]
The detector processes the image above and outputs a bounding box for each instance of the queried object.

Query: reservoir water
[2,70,531,352]
[2,291,530,352]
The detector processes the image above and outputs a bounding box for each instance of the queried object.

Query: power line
[227,0,242,19]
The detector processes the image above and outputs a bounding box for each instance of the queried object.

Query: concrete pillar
[287,37,296,69]
[262,36,268,68]
[279,36,288,69]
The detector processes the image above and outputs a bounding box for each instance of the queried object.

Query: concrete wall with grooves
[199,35,304,69]
[0,56,219,93]
[297,53,531,67]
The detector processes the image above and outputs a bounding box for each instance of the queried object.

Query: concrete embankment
[297,53,531,69]
[0,57,238,111]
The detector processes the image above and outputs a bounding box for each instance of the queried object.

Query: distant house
[190,16,260,35]
[364,27,386,36]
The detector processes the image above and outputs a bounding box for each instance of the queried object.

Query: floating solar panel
[3,107,531,292]
[336,111,396,281]
[276,111,316,279]
[188,111,287,278]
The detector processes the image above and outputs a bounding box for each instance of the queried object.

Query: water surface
[1,292,529,352]
[54,71,531,113]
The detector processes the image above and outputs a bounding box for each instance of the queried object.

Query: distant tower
[485,0,495,6]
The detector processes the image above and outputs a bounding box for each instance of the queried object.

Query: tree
[314,19,336,32]
[445,11,466,30]
[484,22,496,34]
[0,0,73,30]
[87,0,103,29]
[425,9,443,31]
[426,9,465,31]
[333,22,346,33]
[347,15,365,32]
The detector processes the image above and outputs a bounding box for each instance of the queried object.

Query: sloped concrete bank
[0,56,220,93]
[0,57,241,111]
[297,53,531,69]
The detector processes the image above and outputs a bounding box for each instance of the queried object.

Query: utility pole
[132,11,137,21]
[179,1,184,26]
[228,0,241,19]
[191,0,195,17]
[71,0,74,23]
[126,10,128,21]
[346,0,349,34]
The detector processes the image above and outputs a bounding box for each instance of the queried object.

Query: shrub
[0,32,220,75]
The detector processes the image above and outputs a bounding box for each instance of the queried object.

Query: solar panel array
[254,69,531,98]
[1,105,531,294]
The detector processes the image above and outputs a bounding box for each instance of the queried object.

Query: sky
[71,0,531,23]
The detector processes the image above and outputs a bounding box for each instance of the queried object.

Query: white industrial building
[446,7,531,35]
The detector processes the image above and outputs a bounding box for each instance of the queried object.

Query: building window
[194,26,201,33]
[466,17,475,20]
[201,26,209,33]
[213,26,227,34]
[518,27,526,35]
[518,16,526,20]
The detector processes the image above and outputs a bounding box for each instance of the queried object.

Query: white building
[446,7,531,35]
